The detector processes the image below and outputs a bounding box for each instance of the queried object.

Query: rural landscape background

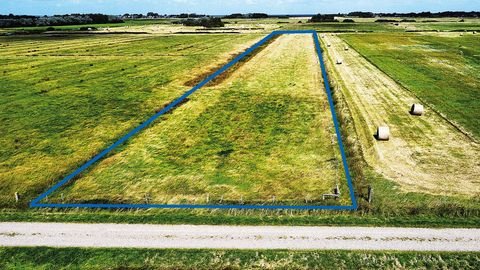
[0,0,479,268]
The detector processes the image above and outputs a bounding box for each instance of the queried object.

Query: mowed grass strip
[0,33,262,208]
[1,247,479,270]
[342,32,480,139]
[50,34,348,206]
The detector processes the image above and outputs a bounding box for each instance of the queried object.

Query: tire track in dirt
[322,34,480,197]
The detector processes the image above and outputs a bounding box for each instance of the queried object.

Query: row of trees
[374,11,480,18]
[122,13,207,19]
[224,13,269,19]
[174,17,224,28]
[309,11,480,23]
[0,14,123,28]
[346,11,480,18]
[308,14,338,23]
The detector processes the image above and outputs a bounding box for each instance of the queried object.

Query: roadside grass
[1,207,479,227]
[1,247,479,270]
[361,169,480,218]
[342,32,480,139]
[46,34,349,206]
[0,33,262,208]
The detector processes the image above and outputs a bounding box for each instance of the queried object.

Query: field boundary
[30,30,358,210]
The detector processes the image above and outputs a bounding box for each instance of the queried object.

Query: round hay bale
[327,43,331,47]
[376,126,390,141]
[336,58,343,64]
[344,46,349,51]
[410,104,424,116]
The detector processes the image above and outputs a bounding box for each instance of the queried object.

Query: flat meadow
[0,19,479,226]
[46,34,349,206]
[0,33,262,207]
[342,32,480,138]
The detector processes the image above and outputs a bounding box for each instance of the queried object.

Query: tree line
[0,14,123,28]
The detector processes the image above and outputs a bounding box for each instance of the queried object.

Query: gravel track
[0,222,479,251]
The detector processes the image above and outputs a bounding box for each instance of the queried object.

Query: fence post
[367,185,373,203]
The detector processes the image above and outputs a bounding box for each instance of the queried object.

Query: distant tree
[0,13,123,28]
[347,11,374,18]
[343,19,355,23]
[375,19,398,23]
[248,13,269,18]
[177,17,224,27]
[224,13,245,19]
[147,12,159,18]
[308,14,338,23]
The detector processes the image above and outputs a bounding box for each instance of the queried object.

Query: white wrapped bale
[410,104,424,116]
[336,58,343,64]
[376,126,390,141]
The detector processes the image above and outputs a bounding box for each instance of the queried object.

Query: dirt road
[322,34,480,196]
[0,222,479,251]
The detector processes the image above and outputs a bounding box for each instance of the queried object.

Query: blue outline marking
[30,30,357,211]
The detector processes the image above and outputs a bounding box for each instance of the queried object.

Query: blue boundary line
[30,30,357,211]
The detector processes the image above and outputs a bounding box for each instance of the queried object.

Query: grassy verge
[1,209,479,228]
[1,247,478,269]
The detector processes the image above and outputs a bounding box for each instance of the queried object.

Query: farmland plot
[46,34,349,206]
[342,33,480,139]
[0,33,262,207]
[322,34,480,197]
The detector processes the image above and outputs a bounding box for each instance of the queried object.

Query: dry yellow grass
[322,34,480,197]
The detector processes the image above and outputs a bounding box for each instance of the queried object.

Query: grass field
[0,33,262,208]
[321,33,479,217]
[0,19,479,226]
[342,32,480,139]
[1,247,478,269]
[45,34,349,206]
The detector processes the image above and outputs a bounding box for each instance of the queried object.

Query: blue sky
[1,0,479,16]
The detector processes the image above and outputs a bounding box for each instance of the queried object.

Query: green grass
[0,33,262,208]
[1,247,479,269]
[1,207,480,227]
[342,32,480,139]
[1,22,479,226]
[45,34,349,206]
[407,22,480,32]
